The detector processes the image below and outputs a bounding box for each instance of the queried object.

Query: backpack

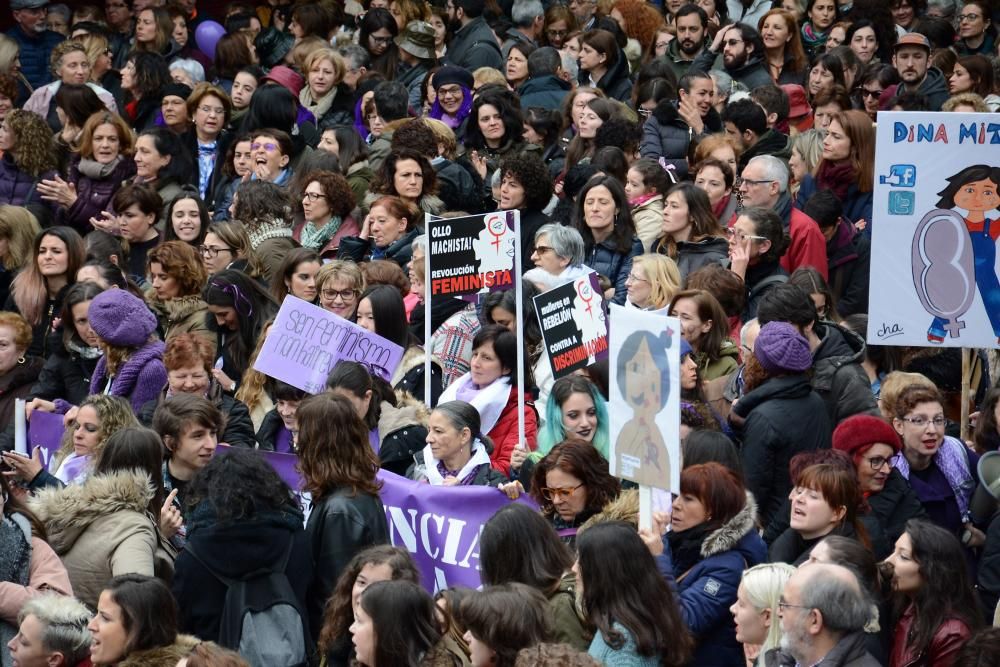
[185,540,313,667]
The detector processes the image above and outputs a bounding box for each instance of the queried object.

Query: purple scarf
[90,340,167,412]
[892,435,974,517]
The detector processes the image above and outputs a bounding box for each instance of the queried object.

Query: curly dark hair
[464,90,525,152]
[530,439,621,518]
[594,117,642,157]
[5,110,58,176]
[498,151,553,212]
[146,240,207,297]
[370,148,438,199]
[301,169,355,218]
[390,118,438,159]
[184,447,300,520]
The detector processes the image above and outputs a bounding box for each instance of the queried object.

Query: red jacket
[487,387,538,478]
[890,604,972,667]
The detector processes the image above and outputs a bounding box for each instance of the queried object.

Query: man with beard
[890,32,949,111]
[665,4,710,80]
[444,0,503,71]
[693,22,771,91]
[766,563,880,667]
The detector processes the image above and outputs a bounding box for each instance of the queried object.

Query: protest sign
[607,304,680,492]
[250,446,532,592]
[23,410,67,471]
[253,295,405,393]
[426,211,519,297]
[868,111,1000,349]
[533,272,608,379]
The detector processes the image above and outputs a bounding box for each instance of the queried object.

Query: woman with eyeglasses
[954,1,995,56]
[832,415,926,552]
[529,439,621,548]
[890,385,982,546]
[408,400,509,487]
[727,207,788,322]
[294,170,359,260]
[181,83,233,209]
[200,221,261,278]
[359,8,400,80]
[315,260,365,321]
[428,66,475,141]
[625,253,681,313]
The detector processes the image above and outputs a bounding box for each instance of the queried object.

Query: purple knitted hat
[753,321,812,375]
[88,289,158,347]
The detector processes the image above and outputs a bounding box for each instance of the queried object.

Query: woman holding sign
[437,325,537,477]
[297,393,389,642]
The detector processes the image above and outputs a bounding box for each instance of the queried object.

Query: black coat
[811,322,880,426]
[824,218,871,318]
[731,374,831,532]
[137,382,257,449]
[172,508,312,643]
[640,99,723,179]
[31,345,99,405]
[306,488,389,641]
[518,75,571,111]
[183,129,236,210]
[867,468,928,547]
[3,284,68,359]
[337,227,419,269]
[579,50,632,102]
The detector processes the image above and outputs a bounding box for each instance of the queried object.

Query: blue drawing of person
[925,165,1000,343]
[614,329,672,487]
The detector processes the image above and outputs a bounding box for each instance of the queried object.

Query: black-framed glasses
[740,178,776,187]
[957,13,982,22]
[865,456,891,470]
[541,484,583,500]
[321,288,357,302]
[199,245,233,258]
[303,192,327,201]
[370,35,393,45]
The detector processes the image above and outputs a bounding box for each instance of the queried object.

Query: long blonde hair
[740,562,796,662]
[632,254,681,309]
[235,318,275,416]
[0,206,41,272]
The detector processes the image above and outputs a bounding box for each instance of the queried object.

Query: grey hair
[339,44,371,71]
[18,594,92,665]
[536,223,584,266]
[411,233,427,254]
[433,400,495,453]
[747,155,789,193]
[710,69,735,98]
[926,0,957,17]
[798,564,872,635]
[560,51,578,82]
[511,0,544,27]
[740,318,760,351]
[169,58,206,85]
[48,3,72,21]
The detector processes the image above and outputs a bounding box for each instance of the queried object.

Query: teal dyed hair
[537,375,609,460]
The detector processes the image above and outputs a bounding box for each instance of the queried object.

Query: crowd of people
[0,0,999,665]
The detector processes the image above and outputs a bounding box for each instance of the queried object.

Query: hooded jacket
[663,40,707,80]
[586,235,644,306]
[113,635,201,667]
[655,493,768,667]
[692,49,772,92]
[518,75,571,111]
[811,322,880,425]
[739,128,792,170]
[640,99,723,178]
[445,17,503,71]
[145,293,214,352]
[172,505,312,643]
[657,236,730,280]
[731,374,831,531]
[28,470,162,610]
[376,393,430,477]
[694,339,740,382]
[906,66,949,111]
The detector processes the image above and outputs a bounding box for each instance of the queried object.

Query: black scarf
[667,522,713,576]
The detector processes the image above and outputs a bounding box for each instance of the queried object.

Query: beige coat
[631,194,664,253]
[28,470,160,610]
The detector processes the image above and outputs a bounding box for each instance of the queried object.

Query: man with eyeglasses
[757,282,878,426]
[444,0,503,71]
[664,4,710,80]
[734,154,828,281]
[693,22,771,93]
[766,563,880,667]
[8,0,65,100]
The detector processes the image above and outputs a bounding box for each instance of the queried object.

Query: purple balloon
[195,20,226,59]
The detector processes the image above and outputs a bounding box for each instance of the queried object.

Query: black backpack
[185,540,313,667]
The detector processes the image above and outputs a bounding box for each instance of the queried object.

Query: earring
[17,357,24,365]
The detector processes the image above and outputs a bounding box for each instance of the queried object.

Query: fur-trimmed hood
[700,492,758,558]
[28,470,155,554]
[379,390,430,435]
[111,634,200,667]
[579,488,638,533]
[392,345,443,386]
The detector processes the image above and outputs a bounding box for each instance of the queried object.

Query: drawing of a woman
[614,329,672,487]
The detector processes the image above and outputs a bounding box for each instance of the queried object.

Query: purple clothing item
[275,427,294,454]
[89,340,168,412]
[436,459,485,486]
[369,429,380,453]
[893,435,977,525]
[296,105,316,127]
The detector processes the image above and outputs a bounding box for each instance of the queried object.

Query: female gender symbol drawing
[913,165,1000,343]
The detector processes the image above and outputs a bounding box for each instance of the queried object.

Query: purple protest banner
[253,295,405,394]
[28,411,67,472]
[376,469,538,592]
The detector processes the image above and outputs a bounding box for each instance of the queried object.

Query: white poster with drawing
[868,111,1000,349]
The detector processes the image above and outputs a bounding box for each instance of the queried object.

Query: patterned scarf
[801,23,828,52]
[299,216,342,251]
[892,435,975,517]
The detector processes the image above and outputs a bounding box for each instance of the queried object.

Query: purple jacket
[0,153,54,208]
[59,156,137,234]
[89,340,168,412]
